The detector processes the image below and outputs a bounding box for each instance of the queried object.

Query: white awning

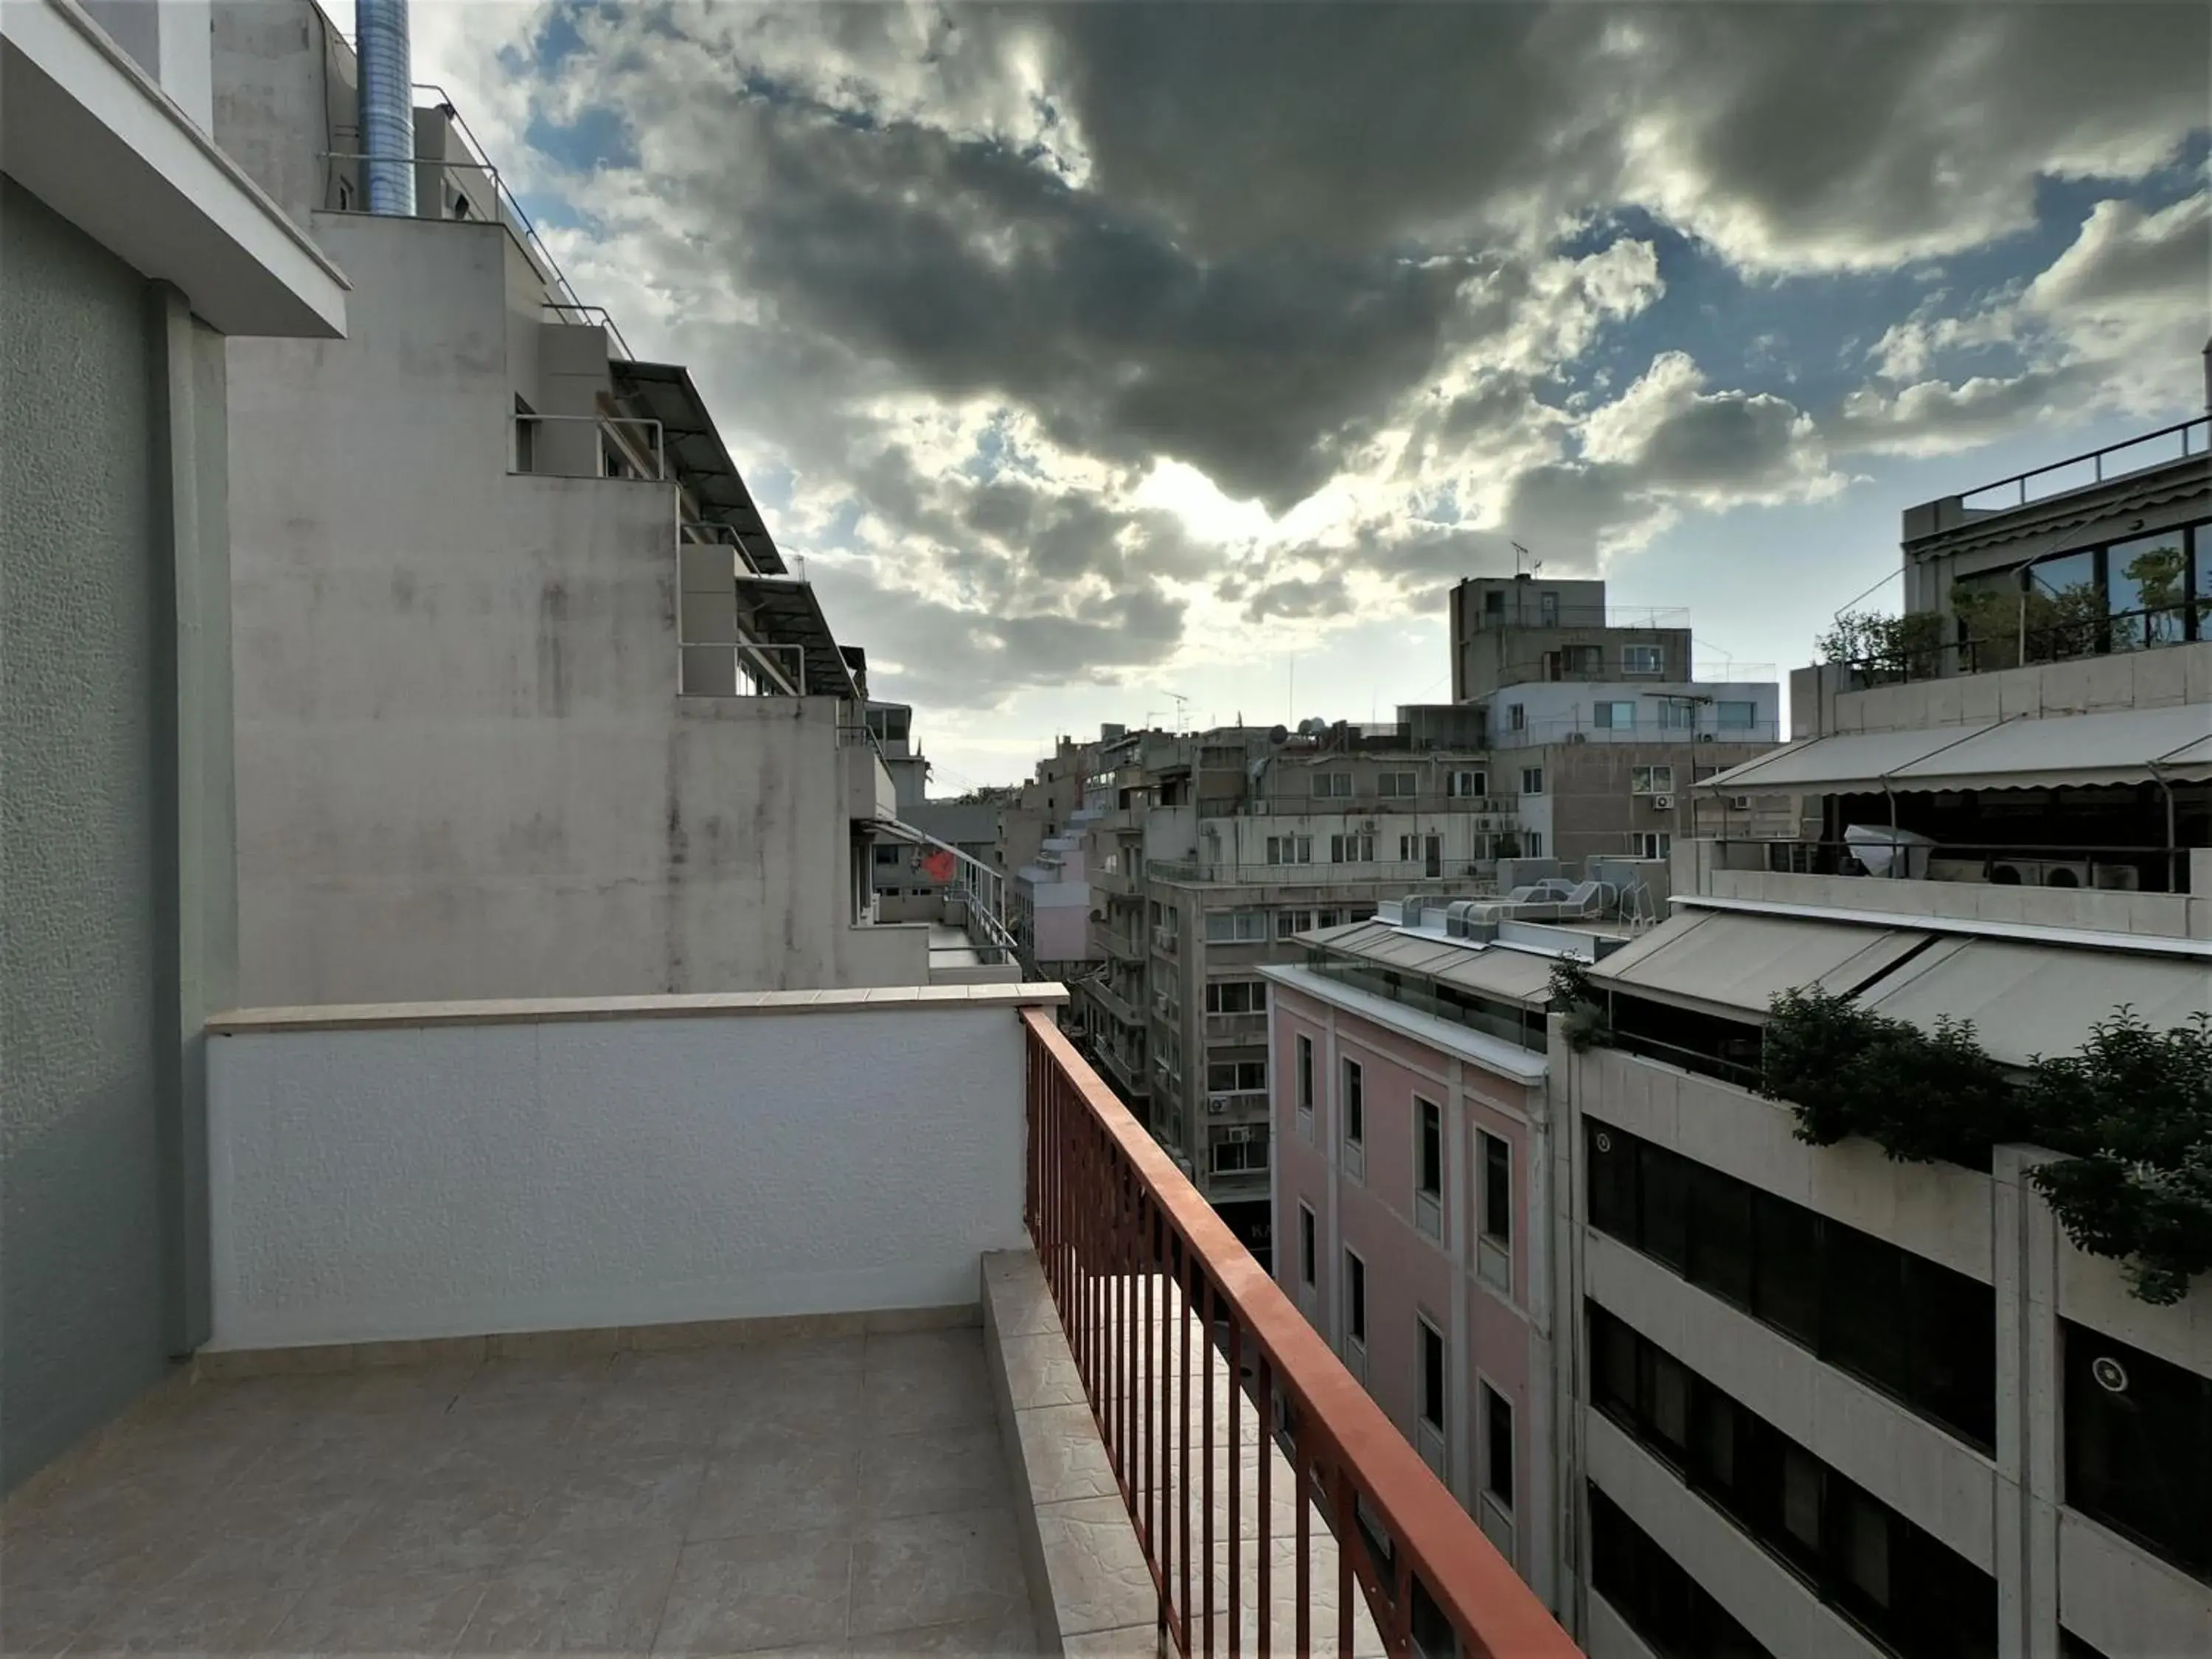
[1857,937,2211,1066]
[1700,703,2212,796]
[1433,947,1557,1006]
[1589,911,1930,1022]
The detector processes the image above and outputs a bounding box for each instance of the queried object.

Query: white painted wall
[205,1001,1036,1349]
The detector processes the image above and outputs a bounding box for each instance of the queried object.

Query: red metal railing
[1022,1008,1582,1659]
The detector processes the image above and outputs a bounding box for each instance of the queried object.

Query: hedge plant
[1762,993,2212,1305]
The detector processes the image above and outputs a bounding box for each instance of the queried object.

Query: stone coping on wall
[206,980,1071,1034]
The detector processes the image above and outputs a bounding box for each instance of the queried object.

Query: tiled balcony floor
[1,1327,1040,1657]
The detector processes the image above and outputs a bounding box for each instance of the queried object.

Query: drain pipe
[357,0,415,215]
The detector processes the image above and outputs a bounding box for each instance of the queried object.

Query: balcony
[2,984,1574,1659]
[1085,974,1144,1029]
[1204,1011,1270,1041]
[1206,1089,1271,1119]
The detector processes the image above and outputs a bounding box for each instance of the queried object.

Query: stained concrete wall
[1,181,234,1489]
[226,210,914,1001]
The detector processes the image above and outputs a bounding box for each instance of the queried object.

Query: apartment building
[2,0,349,1491]
[864,700,1001,899]
[1454,574,1792,865]
[1265,409,2212,1658]
[206,0,938,1004]
[1267,903,1635,1616]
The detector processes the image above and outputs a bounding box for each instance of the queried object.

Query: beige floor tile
[716,1367,866,1445]
[848,1607,1041,1656]
[1008,1405,1120,1509]
[458,1540,681,1654]
[688,1438,859,1543]
[858,1427,1011,1523]
[268,1566,490,1655]
[861,1344,995,1439]
[335,1470,544,1577]
[63,1560,302,1656]
[524,1452,705,1549]
[650,1530,850,1655]
[456,1358,614,1413]
[571,1389,723,1464]
[849,1508,1026,1639]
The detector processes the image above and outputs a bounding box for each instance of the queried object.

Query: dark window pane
[1587,1121,1638,1242]
[1481,1132,1511,1242]
[1641,1141,1688,1271]
[1781,1444,1823,1563]
[1300,1208,1315,1287]
[1822,1222,1905,1398]
[1648,1349,1691,1464]
[1422,1324,1445,1428]
[1753,1194,1820,1348]
[1688,1162,1754,1309]
[1905,1257,1995,1450]
[1594,1306,1638,1422]
[2065,1321,2212,1579]
[1420,1103,1444,1198]
[1347,1254,1367,1343]
[1486,1385,1514,1507]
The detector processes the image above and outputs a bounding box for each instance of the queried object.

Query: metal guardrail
[1954,417,2209,514]
[1022,1010,1582,1659]
[512,412,665,480]
[1152,858,1504,885]
[1711,836,2190,894]
[676,640,801,698]
[1843,603,2208,686]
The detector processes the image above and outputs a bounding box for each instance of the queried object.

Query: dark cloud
[481,1,2207,712]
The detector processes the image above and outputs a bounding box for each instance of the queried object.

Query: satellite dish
[1267,725,1288,745]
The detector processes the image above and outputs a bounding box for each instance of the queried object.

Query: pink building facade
[1263,956,1565,1611]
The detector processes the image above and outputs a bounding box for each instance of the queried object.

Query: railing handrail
[511,410,665,479]
[1950,415,2209,514]
[1022,1009,1580,1659]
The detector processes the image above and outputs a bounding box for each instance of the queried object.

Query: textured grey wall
[0,180,193,1491]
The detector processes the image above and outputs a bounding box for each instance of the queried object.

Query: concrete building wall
[226,212,911,1001]
[1797,638,2212,740]
[0,183,234,1489]
[1534,739,1794,866]
[204,996,1040,1349]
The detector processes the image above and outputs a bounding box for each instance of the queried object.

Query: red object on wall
[919,848,957,883]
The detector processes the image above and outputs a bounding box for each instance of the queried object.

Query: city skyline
[407,1,2209,785]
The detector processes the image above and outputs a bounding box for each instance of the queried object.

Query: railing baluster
[1016,1008,1581,1659]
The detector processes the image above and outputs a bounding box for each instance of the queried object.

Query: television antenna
[1512,540,1543,577]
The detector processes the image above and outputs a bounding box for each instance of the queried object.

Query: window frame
[1621,643,1665,676]
[1345,1248,1368,1349]
[1342,1059,1365,1147]
[1481,1380,1514,1512]
[1299,1203,1317,1289]
[1419,1315,1448,1433]
[1520,766,1544,796]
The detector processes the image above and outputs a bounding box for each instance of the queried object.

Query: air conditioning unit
[1991,858,2095,888]
[2093,863,2142,891]
[2039,859,2093,889]
[1652,793,1674,810]
[1695,732,1717,743]
[1565,731,1588,745]
[1208,1099,1227,1116]
[1729,795,1753,811]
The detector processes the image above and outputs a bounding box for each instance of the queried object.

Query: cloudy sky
[413,1,2209,789]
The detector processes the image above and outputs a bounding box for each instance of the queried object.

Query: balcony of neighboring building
[1,987,1577,1659]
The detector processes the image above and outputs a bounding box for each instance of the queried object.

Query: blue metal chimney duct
[357,0,414,215]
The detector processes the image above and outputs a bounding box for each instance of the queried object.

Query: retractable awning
[609,361,787,576]
[1856,936,2211,1066]
[1700,704,2212,797]
[1588,911,1930,1022]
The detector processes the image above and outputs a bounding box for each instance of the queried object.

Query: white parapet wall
[204,984,1066,1352]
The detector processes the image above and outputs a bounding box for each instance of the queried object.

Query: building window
[1266,834,1313,865]
[1295,1034,1315,1116]
[1634,832,1672,860]
[1211,1125,1270,1175]
[1205,908,1267,942]
[1299,1204,1317,1288]
[1448,768,1487,799]
[1478,1130,1512,1248]
[1630,765,1675,795]
[2064,1321,2212,1581]
[1520,767,1544,796]
[1420,1320,1447,1432]
[1656,699,1696,730]
[1343,1060,1364,1146]
[1206,981,1266,1015]
[1329,832,1375,863]
[1276,908,1312,940]
[1315,772,1353,799]
[1482,1383,1514,1510]
[1416,1099,1444,1204]
[1346,1251,1368,1348]
[1588,1303,1997,1659]
[1622,644,1664,676]
[1378,770,1419,798]
[1539,591,1559,625]
[1717,700,1759,730]
[1593,700,1636,729]
[1206,1059,1267,1093]
[1509,703,1526,731]
[1523,831,1543,858]
[1585,1121,1996,1451]
[1588,1486,1776,1659]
